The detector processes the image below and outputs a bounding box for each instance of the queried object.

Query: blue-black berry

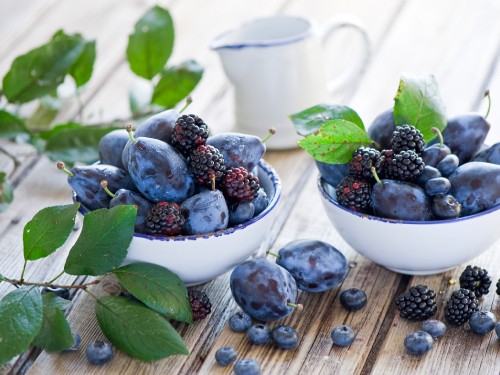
[215,346,237,366]
[495,322,500,338]
[271,325,298,349]
[420,320,446,339]
[395,285,437,321]
[459,265,492,298]
[85,341,113,365]
[331,325,356,347]
[247,324,271,345]
[468,311,497,334]
[444,288,479,326]
[63,332,81,352]
[229,311,253,333]
[339,288,367,312]
[234,359,261,375]
[404,331,433,356]
[41,287,70,300]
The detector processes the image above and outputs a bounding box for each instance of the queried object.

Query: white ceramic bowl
[318,176,500,275]
[76,160,281,285]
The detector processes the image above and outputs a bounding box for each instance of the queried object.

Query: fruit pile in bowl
[59,103,281,285]
[290,74,500,275]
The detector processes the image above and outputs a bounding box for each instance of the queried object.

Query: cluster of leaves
[0,203,192,365]
[290,73,447,164]
[0,6,203,210]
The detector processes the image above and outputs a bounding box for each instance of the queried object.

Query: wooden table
[1,0,499,374]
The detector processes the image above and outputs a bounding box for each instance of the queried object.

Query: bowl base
[386,266,455,276]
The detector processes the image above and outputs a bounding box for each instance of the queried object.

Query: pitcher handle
[320,15,371,94]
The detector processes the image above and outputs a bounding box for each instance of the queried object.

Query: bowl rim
[74,159,282,241]
[317,174,500,225]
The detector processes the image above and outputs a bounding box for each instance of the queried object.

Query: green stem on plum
[100,180,116,198]
[265,250,281,259]
[484,90,491,119]
[371,166,382,185]
[261,128,276,144]
[126,124,136,144]
[57,162,75,177]
[47,270,65,284]
[179,96,193,114]
[431,127,444,147]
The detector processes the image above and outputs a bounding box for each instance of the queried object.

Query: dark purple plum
[230,258,298,322]
[473,142,500,165]
[422,144,451,167]
[367,108,395,150]
[206,129,274,170]
[252,188,269,216]
[448,162,500,216]
[134,109,179,144]
[432,194,461,219]
[229,202,255,226]
[274,240,347,292]
[315,161,348,188]
[371,180,434,221]
[98,129,129,169]
[58,162,135,211]
[425,177,451,196]
[127,136,194,203]
[180,190,228,234]
[416,166,442,187]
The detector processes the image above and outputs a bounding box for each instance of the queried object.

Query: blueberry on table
[331,325,356,347]
[234,359,261,375]
[339,288,367,312]
[468,311,496,334]
[63,332,81,352]
[229,311,253,333]
[495,322,500,338]
[404,331,433,356]
[85,341,113,365]
[215,346,238,366]
[271,325,299,349]
[247,324,271,345]
[421,320,446,339]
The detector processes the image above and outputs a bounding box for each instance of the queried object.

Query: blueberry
[247,324,271,345]
[234,358,261,375]
[339,288,367,312]
[63,332,81,352]
[404,331,433,356]
[229,311,253,333]
[468,311,497,334]
[425,177,451,196]
[416,165,442,187]
[421,320,446,339]
[271,325,298,349]
[85,341,113,365]
[331,325,356,347]
[215,346,237,366]
[41,287,70,300]
[436,154,459,177]
[495,322,500,338]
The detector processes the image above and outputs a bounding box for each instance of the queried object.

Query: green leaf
[290,104,365,137]
[96,296,189,361]
[393,73,447,142]
[2,30,96,103]
[113,263,192,323]
[0,286,43,365]
[68,40,96,87]
[0,172,14,213]
[23,203,79,261]
[298,119,373,164]
[0,110,30,138]
[32,293,74,352]
[126,6,174,79]
[152,60,203,108]
[37,122,122,166]
[64,205,137,276]
[26,96,62,131]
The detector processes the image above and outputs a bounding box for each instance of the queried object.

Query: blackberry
[222,167,260,203]
[459,265,491,298]
[171,114,209,156]
[379,149,397,179]
[391,150,425,181]
[145,202,185,236]
[444,288,479,326]
[348,147,382,180]
[497,279,500,295]
[391,124,425,155]
[395,285,437,321]
[335,176,372,212]
[188,144,226,188]
[189,289,212,321]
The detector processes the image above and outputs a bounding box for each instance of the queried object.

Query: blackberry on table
[189,289,212,321]
[395,285,437,321]
[444,288,479,326]
[459,265,492,298]
[145,202,185,236]
[391,124,425,155]
[391,150,425,181]
[171,114,209,156]
[348,147,382,180]
[335,176,372,212]
[222,167,260,203]
[188,144,226,188]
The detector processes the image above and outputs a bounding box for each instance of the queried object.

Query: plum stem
[179,96,193,114]
[100,180,116,198]
[57,162,74,177]
[209,174,216,191]
[261,128,276,144]
[371,166,382,185]
[484,90,491,119]
[431,127,444,147]
[287,302,303,311]
[265,250,281,259]
[126,124,136,144]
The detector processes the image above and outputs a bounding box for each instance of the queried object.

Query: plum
[180,190,228,234]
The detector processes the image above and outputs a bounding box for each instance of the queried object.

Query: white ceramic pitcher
[210,15,371,149]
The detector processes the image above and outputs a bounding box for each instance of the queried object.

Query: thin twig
[6,277,101,290]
